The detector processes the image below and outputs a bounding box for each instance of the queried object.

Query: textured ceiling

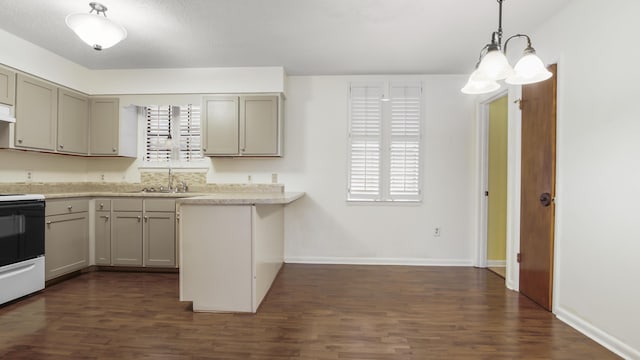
[0,0,571,75]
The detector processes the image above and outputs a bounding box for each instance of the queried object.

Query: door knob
[539,192,552,207]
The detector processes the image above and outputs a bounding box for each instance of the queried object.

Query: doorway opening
[486,95,508,280]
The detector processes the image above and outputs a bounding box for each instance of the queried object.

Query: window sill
[139,161,209,170]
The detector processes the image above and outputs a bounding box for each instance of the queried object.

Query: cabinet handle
[100,215,110,221]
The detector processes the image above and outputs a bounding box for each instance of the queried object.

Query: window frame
[142,104,206,169]
[347,80,423,203]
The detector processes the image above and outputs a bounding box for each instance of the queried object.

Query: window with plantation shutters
[348,81,422,202]
[144,104,202,163]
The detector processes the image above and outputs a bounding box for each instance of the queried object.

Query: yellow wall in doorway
[487,96,508,261]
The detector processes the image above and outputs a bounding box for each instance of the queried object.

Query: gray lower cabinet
[144,211,176,267]
[45,199,89,281]
[111,198,144,266]
[97,198,176,267]
[95,210,111,265]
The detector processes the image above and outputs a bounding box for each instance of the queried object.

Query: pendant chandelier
[461,0,552,94]
[65,2,127,51]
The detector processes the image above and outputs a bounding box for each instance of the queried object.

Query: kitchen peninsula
[177,192,304,313]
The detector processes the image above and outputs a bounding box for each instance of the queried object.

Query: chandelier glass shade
[462,0,551,94]
[66,2,127,51]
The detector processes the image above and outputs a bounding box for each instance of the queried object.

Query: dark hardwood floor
[0,264,617,359]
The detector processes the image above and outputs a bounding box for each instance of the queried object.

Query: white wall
[527,1,640,358]
[281,75,477,264]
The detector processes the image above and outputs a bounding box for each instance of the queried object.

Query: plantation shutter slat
[389,84,421,199]
[348,84,383,199]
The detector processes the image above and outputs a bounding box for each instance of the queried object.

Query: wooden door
[519,64,557,311]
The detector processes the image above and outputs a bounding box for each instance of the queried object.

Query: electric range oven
[0,194,46,305]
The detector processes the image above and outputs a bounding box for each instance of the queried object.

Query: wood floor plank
[0,264,618,359]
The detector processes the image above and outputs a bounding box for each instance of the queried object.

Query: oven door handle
[0,263,36,280]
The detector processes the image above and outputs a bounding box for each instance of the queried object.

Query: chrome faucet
[167,168,173,192]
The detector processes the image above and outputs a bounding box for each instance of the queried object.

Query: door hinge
[517,253,521,263]
[514,98,523,110]
[484,191,489,197]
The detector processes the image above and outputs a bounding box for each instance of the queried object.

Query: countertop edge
[175,192,305,205]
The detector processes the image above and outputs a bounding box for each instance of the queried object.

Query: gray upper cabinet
[89,97,137,157]
[202,94,281,157]
[57,88,89,155]
[90,97,120,155]
[202,96,239,155]
[0,66,16,106]
[15,73,57,151]
[241,96,279,155]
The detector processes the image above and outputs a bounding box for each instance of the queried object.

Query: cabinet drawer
[46,199,89,216]
[113,199,143,212]
[144,199,175,212]
[95,199,111,211]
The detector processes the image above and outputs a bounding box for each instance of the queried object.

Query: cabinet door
[58,88,89,154]
[241,96,279,155]
[45,213,89,281]
[202,96,239,155]
[95,210,111,265]
[90,98,119,155]
[144,212,176,267]
[0,67,16,106]
[111,211,143,266]
[15,74,57,151]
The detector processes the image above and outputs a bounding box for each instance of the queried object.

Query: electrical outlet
[26,170,33,182]
[100,174,105,181]
[271,173,278,184]
[247,175,252,182]
[433,227,441,237]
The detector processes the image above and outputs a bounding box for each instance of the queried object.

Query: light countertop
[175,192,305,205]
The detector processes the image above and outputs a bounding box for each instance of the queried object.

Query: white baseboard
[284,257,474,267]
[555,306,639,359]
[487,260,506,267]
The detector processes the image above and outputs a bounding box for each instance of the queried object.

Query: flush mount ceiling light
[461,0,552,95]
[65,2,127,51]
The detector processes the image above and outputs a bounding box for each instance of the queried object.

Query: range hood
[0,105,16,123]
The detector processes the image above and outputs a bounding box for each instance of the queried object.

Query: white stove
[0,194,46,305]
[0,194,45,202]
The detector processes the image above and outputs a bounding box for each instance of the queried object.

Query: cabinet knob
[17,139,23,144]
[112,148,117,152]
[46,220,52,226]
[59,144,64,149]
[99,203,104,208]
[105,215,110,221]
[144,216,148,222]
[67,205,73,210]
[137,216,142,222]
